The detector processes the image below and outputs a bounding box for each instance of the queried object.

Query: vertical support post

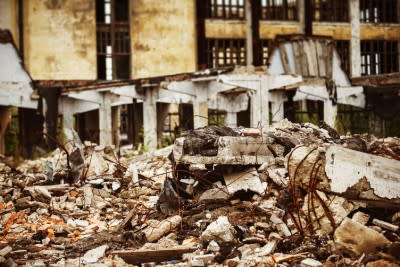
[99,92,113,146]
[250,79,269,129]
[350,0,361,77]
[298,0,305,34]
[112,105,121,149]
[270,91,287,123]
[0,107,11,154]
[323,100,338,128]
[143,87,157,151]
[193,102,208,129]
[245,0,253,68]
[225,112,237,128]
[62,106,74,142]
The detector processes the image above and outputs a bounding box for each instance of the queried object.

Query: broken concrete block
[288,145,400,207]
[199,187,230,202]
[351,211,370,225]
[174,127,277,165]
[300,258,323,267]
[334,218,391,256]
[82,245,108,264]
[143,215,182,242]
[302,191,358,234]
[201,216,235,242]
[270,214,291,237]
[207,240,220,252]
[223,167,266,195]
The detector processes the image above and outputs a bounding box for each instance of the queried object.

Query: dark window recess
[207,0,245,19]
[260,39,270,65]
[312,0,349,22]
[208,110,226,126]
[205,39,246,68]
[334,40,350,75]
[96,0,131,80]
[261,0,297,21]
[360,0,398,23]
[361,40,399,75]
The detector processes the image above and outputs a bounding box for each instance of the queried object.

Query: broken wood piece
[372,218,399,232]
[112,246,197,265]
[118,209,136,230]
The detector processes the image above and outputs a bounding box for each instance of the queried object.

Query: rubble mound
[0,120,399,266]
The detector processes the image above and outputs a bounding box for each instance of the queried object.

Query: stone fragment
[223,167,265,195]
[199,187,230,202]
[82,245,108,264]
[201,216,235,242]
[372,218,399,232]
[352,211,370,225]
[300,258,323,267]
[366,259,399,267]
[334,218,391,256]
[143,215,182,242]
[207,240,220,252]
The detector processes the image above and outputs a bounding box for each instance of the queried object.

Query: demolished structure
[0,121,399,266]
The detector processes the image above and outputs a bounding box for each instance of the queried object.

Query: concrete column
[270,91,287,123]
[112,106,121,149]
[225,112,237,128]
[323,100,338,128]
[350,0,361,77]
[250,80,269,129]
[193,102,208,129]
[62,110,74,141]
[99,92,112,146]
[0,107,11,154]
[143,87,157,151]
[245,0,253,68]
[297,0,305,34]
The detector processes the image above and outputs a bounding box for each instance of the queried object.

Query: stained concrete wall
[0,0,19,46]
[23,0,96,80]
[130,0,196,78]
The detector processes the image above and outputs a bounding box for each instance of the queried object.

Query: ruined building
[0,0,399,156]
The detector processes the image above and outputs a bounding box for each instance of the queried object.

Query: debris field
[0,119,399,266]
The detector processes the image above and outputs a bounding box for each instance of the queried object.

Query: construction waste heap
[0,119,399,267]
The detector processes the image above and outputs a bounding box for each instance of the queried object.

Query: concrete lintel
[67,90,103,104]
[0,82,38,109]
[157,88,196,104]
[110,85,143,100]
[337,86,365,108]
[208,92,249,113]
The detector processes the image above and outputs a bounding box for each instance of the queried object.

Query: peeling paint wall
[0,0,19,46]
[130,0,196,78]
[205,20,246,38]
[24,0,96,79]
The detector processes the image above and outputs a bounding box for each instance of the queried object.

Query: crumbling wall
[0,0,18,46]
[130,0,196,78]
[23,0,96,79]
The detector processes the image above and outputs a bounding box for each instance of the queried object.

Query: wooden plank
[112,247,197,265]
[292,41,303,75]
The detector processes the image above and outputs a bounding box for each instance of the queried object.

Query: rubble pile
[0,121,399,266]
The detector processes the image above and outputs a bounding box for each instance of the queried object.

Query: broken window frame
[205,39,246,68]
[360,40,399,76]
[207,0,245,20]
[261,0,298,21]
[96,0,131,80]
[360,0,398,23]
[312,0,349,22]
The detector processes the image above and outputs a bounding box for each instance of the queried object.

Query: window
[312,0,349,22]
[205,39,246,68]
[207,0,245,19]
[334,40,350,75]
[261,0,297,20]
[360,0,398,23]
[260,39,270,65]
[361,40,399,75]
[96,0,131,80]
[208,110,226,126]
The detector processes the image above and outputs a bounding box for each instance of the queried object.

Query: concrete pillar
[270,91,287,123]
[157,103,170,146]
[250,80,269,129]
[297,0,305,34]
[143,87,157,151]
[323,100,338,128]
[62,110,74,141]
[225,112,237,128]
[350,0,361,77]
[0,107,11,154]
[112,106,121,149]
[193,102,208,129]
[245,0,253,68]
[99,92,112,146]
